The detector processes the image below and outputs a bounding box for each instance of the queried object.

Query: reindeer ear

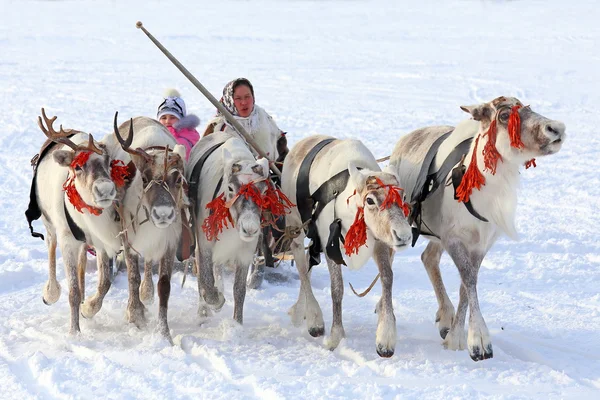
[53,150,74,167]
[460,104,491,122]
[173,144,186,161]
[348,162,366,192]
[253,157,270,178]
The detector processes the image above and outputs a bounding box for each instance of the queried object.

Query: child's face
[159,114,179,128]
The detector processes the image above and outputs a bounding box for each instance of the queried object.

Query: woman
[203,78,287,164]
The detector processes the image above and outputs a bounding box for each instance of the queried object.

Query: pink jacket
[167,115,200,160]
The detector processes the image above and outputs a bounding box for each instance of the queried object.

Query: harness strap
[296,138,336,268]
[25,135,76,241]
[409,132,487,246]
[64,201,86,242]
[452,164,488,222]
[189,142,225,211]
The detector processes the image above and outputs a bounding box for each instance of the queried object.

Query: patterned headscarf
[218,78,255,116]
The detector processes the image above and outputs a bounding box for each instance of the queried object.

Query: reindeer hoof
[308,326,325,337]
[470,344,493,362]
[440,327,450,339]
[376,344,395,358]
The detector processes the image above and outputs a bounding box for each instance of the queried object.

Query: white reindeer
[280,135,413,357]
[33,110,128,334]
[187,132,271,325]
[387,96,566,361]
[102,116,187,342]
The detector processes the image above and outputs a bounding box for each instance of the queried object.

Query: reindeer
[29,109,130,334]
[387,96,565,361]
[187,132,279,325]
[102,116,187,343]
[280,135,413,357]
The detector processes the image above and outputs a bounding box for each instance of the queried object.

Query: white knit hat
[157,88,187,120]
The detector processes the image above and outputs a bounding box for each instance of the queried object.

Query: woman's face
[233,85,254,117]
[159,114,179,128]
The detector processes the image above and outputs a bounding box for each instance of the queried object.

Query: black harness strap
[64,202,86,242]
[409,132,487,246]
[189,142,225,210]
[452,164,488,222]
[25,136,76,241]
[296,138,336,268]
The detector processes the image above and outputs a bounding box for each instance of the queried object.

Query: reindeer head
[222,149,270,242]
[39,109,117,212]
[346,163,412,253]
[460,96,565,165]
[113,114,186,229]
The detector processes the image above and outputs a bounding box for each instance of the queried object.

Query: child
[157,88,200,160]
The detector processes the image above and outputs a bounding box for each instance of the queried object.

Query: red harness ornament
[63,151,103,216]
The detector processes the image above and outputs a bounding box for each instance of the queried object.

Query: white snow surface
[1,0,599,398]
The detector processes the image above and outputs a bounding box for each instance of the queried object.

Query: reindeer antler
[38,108,102,154]
[113,112,152,161]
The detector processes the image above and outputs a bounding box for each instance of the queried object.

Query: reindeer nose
[392,229,411,246]
[152,206,176,224]
[242,226,258,237]
[544,121,565,141]
[93,181,116,200]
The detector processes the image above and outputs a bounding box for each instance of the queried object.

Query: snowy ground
[1,0,600,398]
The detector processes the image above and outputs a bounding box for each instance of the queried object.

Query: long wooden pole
[136,21,282,176]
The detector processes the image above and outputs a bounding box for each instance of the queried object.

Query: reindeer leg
[233,262,249,324]
[325,256,345,350]
[444,283,468,351]
[445,239,491,361]
[60,238,83,334]
[43,227,61,305]
[81,250,112,319]
[372,240,396,358]
[140,259,155,306]
[123,248,146,328]
[421,241,455,339]
[157,248,174,344]
[77,246,87,303]
[196,245,224,315]
[287,237,324,337]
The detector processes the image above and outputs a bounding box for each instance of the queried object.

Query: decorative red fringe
[374,177,410,217]
[525,158,537,169]
[63,151,103,215]
[482,119,503,174]
[508,105,524,149]
[63,176,103,215]
[263,182,295,217]
[238,182,264,207]
[202,194,233,241]
[110,159,131,188]
[456,135,486,203]
[71,151,91,168]
[344,207,367,256]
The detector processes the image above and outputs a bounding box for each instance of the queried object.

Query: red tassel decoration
[63,151,103,215]
[482,120,503,174]
[110,159,131,187]
[456,136,486,203]
[263,182,295,217]
[525,158,537,169]
[237,182,264,208]
[63,175,103,215]
[344,207,368,256]
[374,177,410,217]
[508,105,524,149]
[202,194,233,241]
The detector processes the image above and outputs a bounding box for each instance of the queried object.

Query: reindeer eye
[366,197,375,206]
[74,165,83,172]
[499,111,510,123]
[228,185,235,193]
